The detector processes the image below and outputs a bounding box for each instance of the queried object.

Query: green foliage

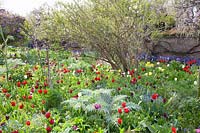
[44,89,63,110]
[176,98,200,131]
[0,9,25,46]
[0,25,14,82]
[63,88,141,131]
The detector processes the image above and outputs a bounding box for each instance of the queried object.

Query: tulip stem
[0,26,9,83]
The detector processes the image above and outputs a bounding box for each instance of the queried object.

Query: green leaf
[7,35,14,40]
[140,120,156,133]
[112,95,127,104]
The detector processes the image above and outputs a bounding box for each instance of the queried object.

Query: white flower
[182,65,185,68]
[157,62,160,65]
[167,64,170,67]
[145,73,148,76]
[78,92,82,97]
[194,81,198,85]
[24,75,27,79]
[72,71,76,75]
[127,75,131,77]
[148,72,152,76]
[158,67,165,72]
[174,78,177,81]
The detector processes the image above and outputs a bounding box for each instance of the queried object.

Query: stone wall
[145,36,200,58]
[143,0,200,59]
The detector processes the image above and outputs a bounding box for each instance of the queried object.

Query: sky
[0,0,73,17]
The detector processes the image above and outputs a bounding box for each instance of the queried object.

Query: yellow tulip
[145,62,154,67]
[148,72,152,76]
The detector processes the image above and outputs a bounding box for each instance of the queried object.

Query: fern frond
[94,89,113,95]
[63,127,71,133]
[126,102,141,111]
[112,95,127,104]
[85,104,95,112]
[80,89,93,96]
[99,93,112,104]
[99,103,111,114]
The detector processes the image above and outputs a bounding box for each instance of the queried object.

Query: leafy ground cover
[0,48,200,133]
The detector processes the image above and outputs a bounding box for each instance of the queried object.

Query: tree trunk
[134,48,139,76]
[198,66,200,97]
[4,44,8,83]
[46,44,52,88]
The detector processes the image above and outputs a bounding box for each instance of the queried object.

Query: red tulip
[2,88,8,93]
[31,104,35,108]
[46,126,52,132]
[95,77,101,81]
[63,68,70,73]
[28,95,32,99]
[163,98,167,103]
[22,80,27,85]
[17,82,21,87]
[10,101,16,106]
[117,118,122,125]
[121,102,126,108]
[130,78,137,84]
[11,130,18,133]
[45,112,51,119]
[73,94,79,99]
[44,82,48,87]
[49,119,54,125]
[35,85,39,89]
[42,100,46,104]
[151,93,159,100]
[124,107,129,113]
[112,79,115,83]
[172,126,176,133]
[43,89,48,94]
[22,95,27,100]
[38,89,42,94]
[26,120,30,126]
[128,69,134,76]
[91,80,95,83]
[96,71,100,74]
[76,69,83,73]
[6,93,11,98]
[69,89,73,93]
[117,87,121,91]
[118,108,122,114]
[19,103,24,109]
